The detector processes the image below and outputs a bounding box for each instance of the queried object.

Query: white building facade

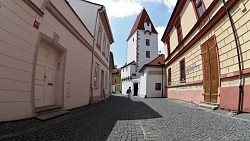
[121,9,164,98]
[0,0,113,122]
[69,0,114,103]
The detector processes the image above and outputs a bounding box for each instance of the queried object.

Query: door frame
[133,83,138,96]
[32,33,67,115]
[100,70,105,99]
[201,36,220,103]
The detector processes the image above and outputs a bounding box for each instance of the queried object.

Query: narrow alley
[1,94,250,141]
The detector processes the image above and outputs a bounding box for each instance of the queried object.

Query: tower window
[146,39,150,46]
[146,51,150,58]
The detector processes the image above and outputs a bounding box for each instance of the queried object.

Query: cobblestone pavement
[1,94,250,141]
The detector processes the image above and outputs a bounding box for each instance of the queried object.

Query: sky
[77,0,177,67]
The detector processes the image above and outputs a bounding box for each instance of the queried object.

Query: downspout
[161,65,164,98]
[221,0,243,114]
[90,7,105,103]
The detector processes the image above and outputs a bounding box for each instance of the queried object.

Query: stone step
[35,105,62,116]
[200,101,219,106]
[198,103,218,110]
[36,110,69,121]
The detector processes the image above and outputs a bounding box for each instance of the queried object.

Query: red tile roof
[127,8,158,41]
[112,68,121,75]
[139,54,165,72]
[121,61,136,69]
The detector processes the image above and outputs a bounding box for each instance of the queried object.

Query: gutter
[90,7,105,103]
[161,64,164,98]
[221,0,243,114]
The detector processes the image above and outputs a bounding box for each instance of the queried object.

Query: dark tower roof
[127,8,158,41]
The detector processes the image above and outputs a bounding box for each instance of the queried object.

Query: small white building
[121,9,165,98]
[139,54,165,98]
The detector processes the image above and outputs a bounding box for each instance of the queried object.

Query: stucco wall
[146,67,165,98]
[164,0,250,111]
[0,0,94,121]
[137,30,158,70]
[127,32,137,64]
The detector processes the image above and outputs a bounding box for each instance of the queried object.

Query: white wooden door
[35,46,58,107]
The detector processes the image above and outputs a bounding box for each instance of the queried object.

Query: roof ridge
[127,8,158,41]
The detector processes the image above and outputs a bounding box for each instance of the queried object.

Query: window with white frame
[102,35,106,56]
[105,71,108,89]
[97,24,102,50]
[94,62,100,88]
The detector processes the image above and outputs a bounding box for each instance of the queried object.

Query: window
[166,39,170,56]
[155,83,161,90]
[176,22,183,44]
[192,0,206,18]
[180,59,186,83]
[97,24,102,50]
[147,22,150,26]
[168,68,171,85]
[94,63,100,88]
[115,79,117,84]
[106,43,110,61]
[102,36,106,56]
[105,71,108,89]
[146,39,150,46]
[146,51,150,58]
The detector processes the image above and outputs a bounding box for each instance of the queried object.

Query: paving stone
[1,94,250,140]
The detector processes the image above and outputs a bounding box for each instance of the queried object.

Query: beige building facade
[0,0,113,121]
[162,0,250,112]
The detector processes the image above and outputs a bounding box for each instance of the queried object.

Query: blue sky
[87,0,177,67]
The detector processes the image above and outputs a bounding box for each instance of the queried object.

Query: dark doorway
[133,83,138,96]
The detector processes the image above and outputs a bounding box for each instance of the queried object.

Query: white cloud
[156,26,166,54]
[86,0,177,18]
[163,0,177,9]
[86,0,142,18]
[108,1,143,18]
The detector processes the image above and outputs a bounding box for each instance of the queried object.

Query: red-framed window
[180,59,186,83]
[191,0,206,18]
[168,68,171,85]
[166,38,170,56]
[176,21,183,44]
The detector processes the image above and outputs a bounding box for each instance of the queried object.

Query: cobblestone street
[1,94,250,141]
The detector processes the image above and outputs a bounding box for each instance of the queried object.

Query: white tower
[126,8,158,71]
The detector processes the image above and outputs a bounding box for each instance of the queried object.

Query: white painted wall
[137,30,158,70]
[146,67,165,98]
[68,0,101,36]
[139,70,147,98]
[0,0,94,121]
[139,67,165,98]
[127,32,137,64]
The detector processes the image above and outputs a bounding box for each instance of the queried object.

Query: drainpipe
[221,0,243,114]
[161,65,164,98]
[90,7,105,103]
